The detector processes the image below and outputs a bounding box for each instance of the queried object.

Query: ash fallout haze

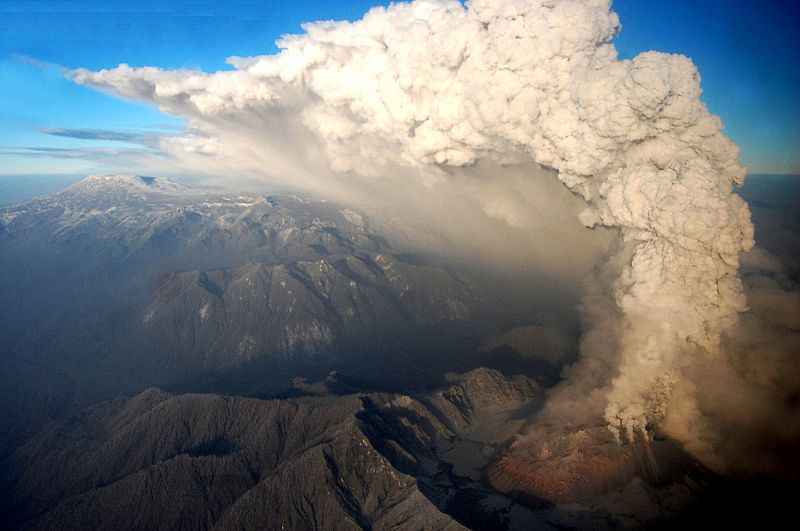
[0,1,798,530]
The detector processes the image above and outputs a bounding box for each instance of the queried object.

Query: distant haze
[0,174,83,206]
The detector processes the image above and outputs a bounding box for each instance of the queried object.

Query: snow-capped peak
[74,174,180,191]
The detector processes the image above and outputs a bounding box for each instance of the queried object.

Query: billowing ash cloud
[70,0,757,462]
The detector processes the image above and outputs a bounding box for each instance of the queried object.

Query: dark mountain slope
[0,175,488,439]
[2,368,546,531]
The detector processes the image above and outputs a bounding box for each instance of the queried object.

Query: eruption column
[71,0,754,440]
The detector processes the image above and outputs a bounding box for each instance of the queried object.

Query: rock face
[142,251,474,367]
[427,368,542,434]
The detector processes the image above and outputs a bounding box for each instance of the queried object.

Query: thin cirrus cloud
[0,145,166,159]
[0,128,173,177]
[38,127,165,148]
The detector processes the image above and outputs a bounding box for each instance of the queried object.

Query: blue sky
[613,0,800,175]
[0,0,798,177]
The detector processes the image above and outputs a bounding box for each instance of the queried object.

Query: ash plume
[69,0,764,471]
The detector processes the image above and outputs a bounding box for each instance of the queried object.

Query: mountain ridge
[2,368,549,531]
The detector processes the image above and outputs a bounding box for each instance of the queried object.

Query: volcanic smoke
[71,0,758,468]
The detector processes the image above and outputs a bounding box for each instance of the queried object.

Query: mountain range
[0,175,505,439]
[2,174,789,529]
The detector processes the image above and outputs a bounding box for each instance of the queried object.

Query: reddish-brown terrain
[489,427,640,504]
